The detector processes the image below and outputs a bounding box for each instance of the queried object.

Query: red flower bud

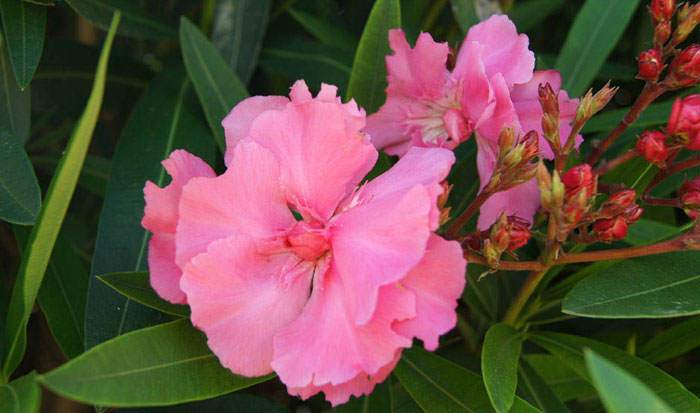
[654,20,672,47]
[506,216,531,251]
[638,49,663,81]
[624,204,644,223]
[608,190,637,209]
[520,130,539,162]
[636,130,669,165]
[667,45,700,88]
[668,95,700,150]
[561,164,595,199]
[593,216,629,242]
[680,177,700,219]
[651,0,676,22]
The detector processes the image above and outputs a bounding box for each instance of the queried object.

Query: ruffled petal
[247,81,377,221]
[176,140,294,268]
[454,41,493,124]
[221,96,289,166]
[393,235,467,350]
[181,234,312,377]
[142,150,215,304]
[365,96,415,154]
[331,185,431,325]
[475,73,521,140]
[271,270,413,389]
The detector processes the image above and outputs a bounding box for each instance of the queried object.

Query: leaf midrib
[400,357,473,412]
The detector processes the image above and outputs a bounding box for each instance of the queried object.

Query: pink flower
[366,15,579,229]
[667,94,700,150]
[142,81,467,406]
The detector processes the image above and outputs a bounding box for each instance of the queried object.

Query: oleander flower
[366,15,579,229]
[142,81,467,405]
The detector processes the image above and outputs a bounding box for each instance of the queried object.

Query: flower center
[405,89,472,147]
[286,221,330,262]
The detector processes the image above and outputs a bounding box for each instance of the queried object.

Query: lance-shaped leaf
[1,12,120,380]
[640,317,700,364]
[0,130,40,225]
[64,0,174,39]
[0,0,45,88]
[98,272,189,317]
[0,35,30,143]
[482,323,524,413]
[0,372,41,413]
[40,319,272,407]
[518,359,571,413]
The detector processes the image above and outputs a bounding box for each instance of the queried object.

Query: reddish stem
[444,190,492,239]
[594,149,638,175]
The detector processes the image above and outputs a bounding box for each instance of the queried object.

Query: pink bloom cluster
[142,81,466,405]
[367,15,580,229]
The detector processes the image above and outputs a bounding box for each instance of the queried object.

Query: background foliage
[1,0,699,412]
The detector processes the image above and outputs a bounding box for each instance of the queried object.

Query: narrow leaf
[584,350,676,413]
[562,251,700,318]
[334,378,393,412]
[345,0,400,112]
[98,272,189,317]
[451,0,478,33]
[0,130,40,225]
[212,0,272,84]
[2,12,120,380]
[64,0,174,39]
[482,323,524,413]
[508,0,566,33]
[0,372,41,413]
[640,317,700,364]
[0,0,45,88]
[556,0,641,96]
[523,354,595,402]
[0,35,30,143]
[40,319,272,407]
[518,360,571,413]
[582,100,674,134]
[84,66,215,349]
[288,8,356,51]
[180,16,248,151]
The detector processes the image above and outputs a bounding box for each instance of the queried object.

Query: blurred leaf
[518,359,571,413]
[451,0,478,33]
[212,0,272,84]
[288,8,357,51]
[462,264,500,322]
[584,350,676,413]
[65,0,174,39]
[2,12,120,380]
[562,251,700,319]
[394,347,540,412]
[523,355,595,402]
[346,0,400,113]
[40,319,272,407]
[625,219,679,246]
[334,379,393,412]
[640,317,700,364]
[259,38,352,91]
[556,0,641,96]
[583,100,674,134]
[508,0,565,33]
[125,393,287,412]
[529,332,700,411]
[180,16,248,151]
[0,35,30,143]
[98,272,189,317]
[482,323,523,412]
[14,227,87,359]
[0,372,40,413]
[0,0,45,89]
[84,66,215,349]
[0,130,40,225]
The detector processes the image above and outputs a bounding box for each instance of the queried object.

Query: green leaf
[583,100,674,134]
[0,0,45,89]
[0,372,41,413]
[64,0,174,39]
[40,319,272,407]
[482,323,524,412]
[625,219,680,246]
[334,378,393,412]
[126,393,287,412]
[508,0,566,33]
[556,0,641,96]
[180,16,248,151]
[518,359,571,413]
[212,0,272,84]
[640,317,700,364]
[584,350,676,413]
[529,332,700,411]
[451,0,478,33]
[522,355,595,402]
[394,347,540,413]
[0,130,40,225]
[345,0,400,113]
[0,35,30,143]
[2,12,120,380]
[562,251,700,319]
[98,272,189,317]
[288,8,356,51]
[84,65,215,349]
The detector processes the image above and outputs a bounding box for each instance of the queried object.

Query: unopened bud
[438,182,452,226]
[600,189,637,217]
[638,49,664,81]
[536,162,554,209]
[520,130,540,162]
[482,239,501,268]
[551,170,565,208]
[667,44,700,88]
[538,83,559,117]
[490,213,511,252]
[650,0,676,23]
[576,83,618,123]
[636,130,669,165]
[498,127,516,155]
[624,204,644,223]
[673,3,700,46]
[507,217,531,251]
[561,164,595,199]
[593,216,629,242]
[667,95,700,150]
[680,177,700,219]
[654,20,672,48]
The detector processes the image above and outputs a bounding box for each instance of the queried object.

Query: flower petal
[454,41,493,124]
[476,178,540,229]
[181,234,312,377]
[393,235,467,350]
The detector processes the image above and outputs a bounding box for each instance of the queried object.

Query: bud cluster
[484,128,539,194]
[538,83,560,153]
[651,0,676,48]
[666,44,700,88]
[465,213,532,268]
[636,130,670,166]
[591,190,644,242]
[575,83,618,127]
[680,177,700,219]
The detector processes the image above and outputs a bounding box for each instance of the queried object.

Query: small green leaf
[394,347,540,413]
[98,272,189,317]
[523,355,595,403]
[334,378,393,412]
[584,350,676,413]
[562,251,700,319]
[482,323,524,413]
[180,16,248,151]
[0,0,45,88]
[64,0,174,39]
[345,0,400,112]
[39,319,272,407]
[288,8,356,51]
[508,0,566,33]
[0,130,40,225]
[556,0,641,96]
[518,359,571,413]
[529,332,700,411]
[212,0,272,84]
[2,12,120,380]
[640,317,700,364]
[0,372,41,413]
[0,34,30,143]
